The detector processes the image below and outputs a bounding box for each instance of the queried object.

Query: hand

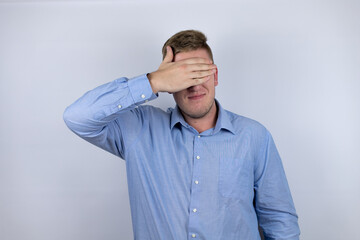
[148,46,217,94]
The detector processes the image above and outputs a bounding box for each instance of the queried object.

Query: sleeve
[63,74,157,159]
[254,129,300,240]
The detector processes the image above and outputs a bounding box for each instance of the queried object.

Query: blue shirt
[63,74,300,240]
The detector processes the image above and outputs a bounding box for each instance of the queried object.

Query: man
[63,30,300,240]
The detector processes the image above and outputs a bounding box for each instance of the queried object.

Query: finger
[188,68,216,79]
[181,57,212,65]
[186,63,217,72]
[163,46,174,63]
[186,76,211,87]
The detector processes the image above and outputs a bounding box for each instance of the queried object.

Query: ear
[214,67,218,86]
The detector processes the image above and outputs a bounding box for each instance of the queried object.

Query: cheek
[173,93,182,103]
[204,81,215,89]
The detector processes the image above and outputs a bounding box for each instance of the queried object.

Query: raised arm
[63,74,156,159]
[63,46,216,159]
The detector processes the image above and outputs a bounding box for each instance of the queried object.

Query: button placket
[188,134,202,239]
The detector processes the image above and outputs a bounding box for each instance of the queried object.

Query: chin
[185,112,208,119]
[177,98,216,119]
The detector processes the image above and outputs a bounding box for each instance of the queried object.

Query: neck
[182,101,218,133]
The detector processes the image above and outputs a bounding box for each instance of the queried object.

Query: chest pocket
[219,157,253,198]
[218,132,253,199]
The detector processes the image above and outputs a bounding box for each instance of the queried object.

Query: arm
[63,74,156,159]
[254,130,300,240]
[63,46,217,158]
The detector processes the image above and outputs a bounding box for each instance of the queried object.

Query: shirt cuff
[128,73,158,105]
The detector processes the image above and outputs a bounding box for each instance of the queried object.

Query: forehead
[174,48,211,62]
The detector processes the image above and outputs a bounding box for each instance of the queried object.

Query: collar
[170,99,236,135]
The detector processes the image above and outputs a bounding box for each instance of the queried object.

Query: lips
[188,93,205,100]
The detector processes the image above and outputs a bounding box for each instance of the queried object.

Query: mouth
[188,93,205,100]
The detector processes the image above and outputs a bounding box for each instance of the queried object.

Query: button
[191,234,196,238]
[194,180,199,184]
[196,156,200,160]
[197,135,201,138]
[141,94,146,99]
[117,104,122,109]
[193,208,197,213]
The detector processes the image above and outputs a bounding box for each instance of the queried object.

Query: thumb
[163,46,174,63]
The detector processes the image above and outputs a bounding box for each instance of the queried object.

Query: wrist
[147,72,159,94]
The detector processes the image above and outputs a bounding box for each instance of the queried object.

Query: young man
[63,30,300,240]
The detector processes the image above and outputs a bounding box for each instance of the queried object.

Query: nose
[188,84,202,92]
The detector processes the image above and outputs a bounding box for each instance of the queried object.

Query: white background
[1,0,359,239]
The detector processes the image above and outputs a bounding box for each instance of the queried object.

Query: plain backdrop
[1,0,359,239]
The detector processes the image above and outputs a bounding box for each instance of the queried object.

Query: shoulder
[224,109,269,138]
